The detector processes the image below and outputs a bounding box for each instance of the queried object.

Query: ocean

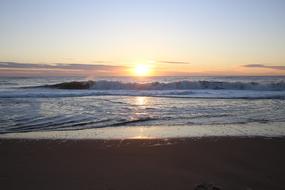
[0,76,285,139]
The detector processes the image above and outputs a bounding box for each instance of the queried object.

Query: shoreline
[1,137,285,190]
[1,122,285,140]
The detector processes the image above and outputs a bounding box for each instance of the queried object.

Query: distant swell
[42,80,285,91]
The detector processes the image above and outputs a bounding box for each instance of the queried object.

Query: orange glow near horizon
[0,59,285,77]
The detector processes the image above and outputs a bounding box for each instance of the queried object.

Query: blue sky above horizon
[0,0,285,76]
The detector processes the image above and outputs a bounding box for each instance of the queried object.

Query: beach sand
[1,137,285,190]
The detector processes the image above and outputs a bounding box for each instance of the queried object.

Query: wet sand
[0,137,285,190]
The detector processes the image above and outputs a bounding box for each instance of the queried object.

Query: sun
[134,64,152,76]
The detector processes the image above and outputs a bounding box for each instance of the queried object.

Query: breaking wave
[42,80,285,91]
[0,80,283,99]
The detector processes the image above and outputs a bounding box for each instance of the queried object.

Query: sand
[0,137,285,190]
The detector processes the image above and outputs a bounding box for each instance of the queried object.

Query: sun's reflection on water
[135,96,147,106]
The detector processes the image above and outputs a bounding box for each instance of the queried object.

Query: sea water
[0,76,285,139]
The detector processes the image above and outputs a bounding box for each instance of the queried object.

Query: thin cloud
[158,60,190,64]
[244,64,285,70]
[0,62,124,70]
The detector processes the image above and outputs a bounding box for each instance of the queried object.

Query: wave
[1,88,285,99]
[0,80,284,99]
[41,80,285,91]
[0,116,157,134]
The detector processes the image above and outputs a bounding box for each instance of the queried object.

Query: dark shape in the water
[46,81,95,89]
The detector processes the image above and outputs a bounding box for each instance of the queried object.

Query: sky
[0,0,285,76]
